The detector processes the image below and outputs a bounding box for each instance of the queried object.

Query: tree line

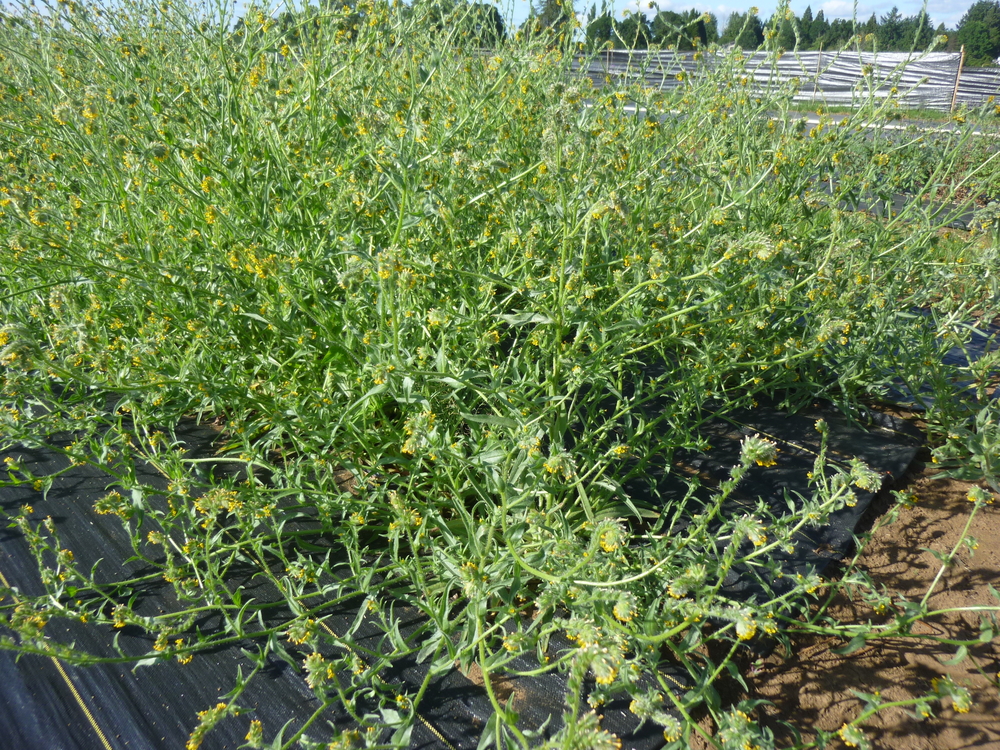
[231,0,1000,67]
[577,4,937,54]
[563,0,1000,65]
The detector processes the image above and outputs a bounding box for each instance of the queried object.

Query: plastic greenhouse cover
[575,49,1000,111]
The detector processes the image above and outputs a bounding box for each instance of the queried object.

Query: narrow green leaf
[832,634,867,655]
[939,644,968,665]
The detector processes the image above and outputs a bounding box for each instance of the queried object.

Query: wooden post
[951,44,966,113]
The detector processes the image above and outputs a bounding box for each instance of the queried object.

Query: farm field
[2,1,1000,749]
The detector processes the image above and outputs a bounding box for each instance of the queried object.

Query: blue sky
[498,0,968,31]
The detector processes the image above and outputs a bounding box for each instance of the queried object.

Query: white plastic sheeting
[955,66,1000,108]
[577,49,999,111]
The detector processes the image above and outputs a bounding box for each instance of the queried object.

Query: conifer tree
[957,0,1000,64]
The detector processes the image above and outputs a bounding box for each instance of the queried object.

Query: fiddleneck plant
[1,1,998,748]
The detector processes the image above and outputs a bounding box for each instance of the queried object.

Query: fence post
[951,44,966,113]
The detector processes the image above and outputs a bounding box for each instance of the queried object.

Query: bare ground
[750,448,1000,749]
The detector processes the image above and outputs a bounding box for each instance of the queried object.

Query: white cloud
[620,0,659,19]
[819,0,856,17]
[692,4,752,24]
[618,0,714,19]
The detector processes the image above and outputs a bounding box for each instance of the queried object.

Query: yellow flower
[112,604,128,628]
[736,616,757,641]
[597,520,625,553]
[245,720,264,746]
[662,715,682,742]
[286,618,316,645]
[967,487,994,505]
[613,594,637,623]
[741,435,778,467]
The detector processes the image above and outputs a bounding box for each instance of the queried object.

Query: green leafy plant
[1,1,999,748]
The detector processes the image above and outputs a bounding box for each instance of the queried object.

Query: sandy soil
[750,447,1000,749]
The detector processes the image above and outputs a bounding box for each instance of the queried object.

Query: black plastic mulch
[0,428,340,750]
[621,400,922,604]
[881,315,1000,409]
[1,397,924,750]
